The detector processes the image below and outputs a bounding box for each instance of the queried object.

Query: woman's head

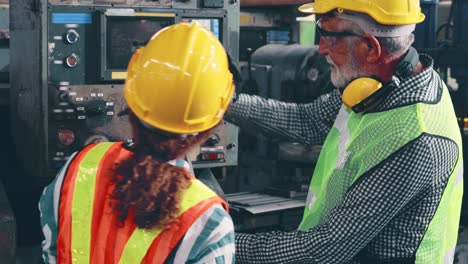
[112,22,234,229]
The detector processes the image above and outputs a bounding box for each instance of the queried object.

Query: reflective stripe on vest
[298,84,463,263]
[57,142,227,264]
[119,180,221,264]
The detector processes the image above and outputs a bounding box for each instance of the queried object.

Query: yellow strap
[71,142,114,264]
[118,180,217,264]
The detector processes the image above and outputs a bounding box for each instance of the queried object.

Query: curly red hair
[112,112,216,229]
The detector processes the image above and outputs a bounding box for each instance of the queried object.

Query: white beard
[326,54,361,90]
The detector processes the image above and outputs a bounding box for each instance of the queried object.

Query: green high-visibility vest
[299,84,463,263]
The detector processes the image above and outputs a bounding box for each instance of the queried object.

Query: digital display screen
[106,17,173,70]
[266,30,290,44]
[185,18,221,40]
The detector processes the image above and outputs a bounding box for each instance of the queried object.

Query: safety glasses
[316,19,363,46]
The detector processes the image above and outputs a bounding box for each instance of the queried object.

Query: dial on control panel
[65,29,79,44]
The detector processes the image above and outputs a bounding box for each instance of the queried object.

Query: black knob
[226,143,236,150]
[85,100,107,117]
[59,92,69,102]
[204,135,220,146]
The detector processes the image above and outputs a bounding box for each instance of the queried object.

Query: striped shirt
[227,55,461,263]
[38,154,235,264]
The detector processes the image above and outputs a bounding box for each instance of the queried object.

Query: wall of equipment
[6,0,240,245]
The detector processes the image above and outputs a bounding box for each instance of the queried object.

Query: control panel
[10,0,240,183]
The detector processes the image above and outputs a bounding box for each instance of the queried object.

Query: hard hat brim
[298,3,331,14]
[298,3,315,14]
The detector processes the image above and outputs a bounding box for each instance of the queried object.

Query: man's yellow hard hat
[299,0,425,25]
[124,22,235,134]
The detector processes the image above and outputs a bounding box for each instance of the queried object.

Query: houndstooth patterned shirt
[227,55,461,264]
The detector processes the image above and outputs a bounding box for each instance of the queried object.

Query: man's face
[326,47,360,89]
[317,17,363,89]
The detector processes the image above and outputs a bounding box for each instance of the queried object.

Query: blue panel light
[52,13,92,24]
[212,19,220,40]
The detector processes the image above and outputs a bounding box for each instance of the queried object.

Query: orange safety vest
[56,142,228,264]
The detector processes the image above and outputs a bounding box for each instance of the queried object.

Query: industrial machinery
[8,0,239,245]
[10,0,240,185]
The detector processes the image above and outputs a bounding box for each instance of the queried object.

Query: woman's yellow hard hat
[124,22,235,134]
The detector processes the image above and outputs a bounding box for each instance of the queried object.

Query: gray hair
[375,34,415,56]
[344,19,415,56]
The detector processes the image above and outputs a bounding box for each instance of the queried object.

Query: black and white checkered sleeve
[225,90,342,145]
[235,135,459,264]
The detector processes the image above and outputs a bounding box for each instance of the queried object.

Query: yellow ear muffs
[342,77,383,110]
[341,47,419,113]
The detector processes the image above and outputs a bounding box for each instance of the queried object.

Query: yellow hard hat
[124,22,235,134]
[299,0,425,25]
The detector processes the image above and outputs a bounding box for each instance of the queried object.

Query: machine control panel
[50,85,237,170]
[10,1,239,182]
[46,9,238,170]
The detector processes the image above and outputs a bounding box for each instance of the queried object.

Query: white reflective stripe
[334,106,351,169]
[443,246,455,264]
[305,188,317,210]
[454,162,464,187]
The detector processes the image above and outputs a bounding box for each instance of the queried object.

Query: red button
[66,54,78,67]
[58,128,75,146]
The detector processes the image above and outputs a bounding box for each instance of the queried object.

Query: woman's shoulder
[167,204,235,263]
[192,203,234,232]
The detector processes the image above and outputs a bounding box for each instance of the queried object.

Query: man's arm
[225,90,342,145]
[235,135,458,263]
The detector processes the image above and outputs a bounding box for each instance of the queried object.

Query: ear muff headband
[343,47,419,113]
